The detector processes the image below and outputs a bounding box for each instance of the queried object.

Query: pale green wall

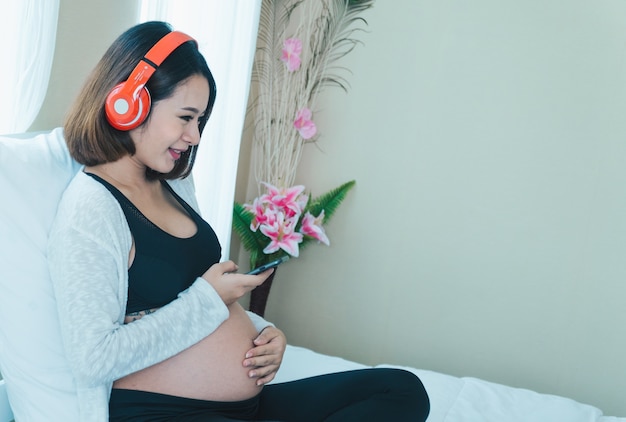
[239,0,626,417]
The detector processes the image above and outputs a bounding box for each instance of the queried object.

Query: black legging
[109,368,430,421]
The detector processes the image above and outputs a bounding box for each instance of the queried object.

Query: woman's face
[130,74,210,174]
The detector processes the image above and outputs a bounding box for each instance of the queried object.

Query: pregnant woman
[48,21,430,421]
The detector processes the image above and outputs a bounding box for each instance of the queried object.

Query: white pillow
[0,128,82,421]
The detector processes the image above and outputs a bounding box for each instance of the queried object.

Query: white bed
[1,129,624,421]
[272,345,625,422]
[0,344,623,422]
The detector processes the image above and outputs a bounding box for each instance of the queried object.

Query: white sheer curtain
[139,1,261,258]
[0,1,59,134]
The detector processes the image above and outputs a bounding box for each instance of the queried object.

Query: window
[0,1,59,134]
[139,1,261,257]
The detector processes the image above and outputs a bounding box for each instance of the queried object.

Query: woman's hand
[243,326,287,386]
[201,261,273,305]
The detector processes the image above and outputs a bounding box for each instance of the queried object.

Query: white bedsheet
[273,345,625,422]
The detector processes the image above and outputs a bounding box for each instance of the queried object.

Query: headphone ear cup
[105,82,151,131]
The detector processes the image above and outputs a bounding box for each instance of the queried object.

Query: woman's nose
[183,123,201,145]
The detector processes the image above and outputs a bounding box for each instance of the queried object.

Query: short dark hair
[64,21,217,180]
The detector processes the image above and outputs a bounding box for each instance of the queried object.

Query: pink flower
[300,210,330,245]
[246,196,277,232]
[260,213,304,257]
[294,108,317,140]
[281,38,302,72]
[244,182,337,259]
[260,182,307,218]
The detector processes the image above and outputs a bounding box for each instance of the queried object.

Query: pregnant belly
[112,302,263,401]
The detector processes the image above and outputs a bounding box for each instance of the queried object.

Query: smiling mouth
[169,148,185,160]
[169,148,187,160]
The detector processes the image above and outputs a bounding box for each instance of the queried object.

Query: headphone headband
[146,31,196,66]
[105,30,197,131]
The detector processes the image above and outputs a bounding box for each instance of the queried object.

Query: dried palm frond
[250,0,374,191]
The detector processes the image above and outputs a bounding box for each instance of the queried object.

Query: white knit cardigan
[48,171,271,421]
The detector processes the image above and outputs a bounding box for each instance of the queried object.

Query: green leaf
[299,180,356,250]
[232,203,269,255]
[305,180,356,223]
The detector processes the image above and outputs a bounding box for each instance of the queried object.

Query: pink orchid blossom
[300,210,330,245]
[281,38,302,72]
[260,213,303,257]
[294,108,317,140]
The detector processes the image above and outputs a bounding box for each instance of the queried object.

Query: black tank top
[86,173,222,314]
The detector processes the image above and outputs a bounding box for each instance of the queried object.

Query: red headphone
[105,30,196,131]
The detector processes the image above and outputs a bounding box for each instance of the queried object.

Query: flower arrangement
[233,0,372,314]
[233,180,355,270]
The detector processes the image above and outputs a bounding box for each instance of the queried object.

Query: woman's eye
[180,115,193,122]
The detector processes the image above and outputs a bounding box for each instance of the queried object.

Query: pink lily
[246,196,278,232]
[294,108,317,140]
[261,182,307,218]
[300,210,330,245]
[281,37,302,72]
[260,213,303,257]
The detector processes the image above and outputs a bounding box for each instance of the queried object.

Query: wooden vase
[248,268,276,317]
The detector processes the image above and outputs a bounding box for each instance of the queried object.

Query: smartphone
[246,256,290,275]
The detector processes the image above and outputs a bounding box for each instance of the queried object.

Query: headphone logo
[105,31,196,131]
